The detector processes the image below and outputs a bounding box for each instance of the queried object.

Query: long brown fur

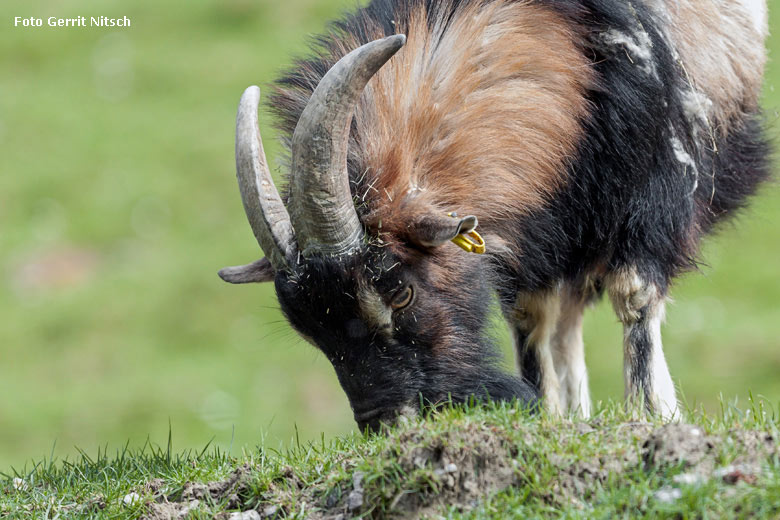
[341,1,594,238]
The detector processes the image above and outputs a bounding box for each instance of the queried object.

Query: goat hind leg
[607,268,679,419]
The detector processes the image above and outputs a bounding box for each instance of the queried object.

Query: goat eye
[390,285,414,311]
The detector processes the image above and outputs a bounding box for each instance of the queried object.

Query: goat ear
[406,214,478,248]
[218,257,275,284]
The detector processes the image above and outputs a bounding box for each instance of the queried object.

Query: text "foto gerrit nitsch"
[14,16,131,27]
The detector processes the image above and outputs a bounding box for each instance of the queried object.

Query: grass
[0,0,779,476]
[2,400,780,518]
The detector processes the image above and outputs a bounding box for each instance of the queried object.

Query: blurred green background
[0,0,778,470]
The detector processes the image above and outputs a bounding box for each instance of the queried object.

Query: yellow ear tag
[451,230,486,254]
[447,212,486,254]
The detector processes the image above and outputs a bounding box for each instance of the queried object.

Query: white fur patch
[551,289,591,418]
[680,88,713,128]
[670,135,699,195]
[511,290,563,416]
[601,28,658,79]
[736,0,768,35]
[406,182,426,195]
[647,309,680,420]
[607,267,659,324]
[358,288,392,331]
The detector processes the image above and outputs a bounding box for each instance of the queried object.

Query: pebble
[347,490,364,511]
[672,473,706,486]
[352,471,364,491]
[229,511,262,520]
[654,487,682,504]
[122,492,141,506]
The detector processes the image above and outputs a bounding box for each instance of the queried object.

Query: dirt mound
[543,421,653,506]
[379,423,519,517]
[135,421,779,519]
[642,423,777,486]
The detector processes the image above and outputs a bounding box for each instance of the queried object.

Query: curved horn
[235,86,296,270]
[289,34,406,256]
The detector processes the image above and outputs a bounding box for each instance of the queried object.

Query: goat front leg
[606,268,679,419]
[504,289,563,415]
[551,282,592,418]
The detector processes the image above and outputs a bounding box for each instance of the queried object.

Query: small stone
[262,505,279,517]
[444,463,458,473]
[122,492,141,506]
[352,471,364,492]
[347,490,364,511]
[654,487,682,504]
[229,511,262,520]
[324,489,340,508]
[12,478,27,491]
[672,473,706,486]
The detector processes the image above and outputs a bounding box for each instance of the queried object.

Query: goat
[219,0,770,430]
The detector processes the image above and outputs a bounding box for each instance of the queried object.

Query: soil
[143,465,252,520]
[380,423,520,518]
[642,423,777,484]
[137,422,779,519]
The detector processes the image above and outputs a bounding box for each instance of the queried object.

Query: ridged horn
[289,34,406,256]
[235,86,296,270]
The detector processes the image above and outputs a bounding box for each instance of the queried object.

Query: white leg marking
[551,286,591,418]
[608,267,679,419]
[647,304,679,420]
[511,290,563,415]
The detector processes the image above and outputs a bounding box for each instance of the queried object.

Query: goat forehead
[287,256,391,309]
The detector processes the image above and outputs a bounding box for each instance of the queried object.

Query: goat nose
[357,418,381,434]
[355,408,398,433]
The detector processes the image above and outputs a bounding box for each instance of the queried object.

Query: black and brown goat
[220,0,770,429]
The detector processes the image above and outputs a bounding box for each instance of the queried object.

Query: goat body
[221,0,770,427]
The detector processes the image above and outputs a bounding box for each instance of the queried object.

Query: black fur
[626,310,653,406]
[512,326,542,394]
[274,245,537,431]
